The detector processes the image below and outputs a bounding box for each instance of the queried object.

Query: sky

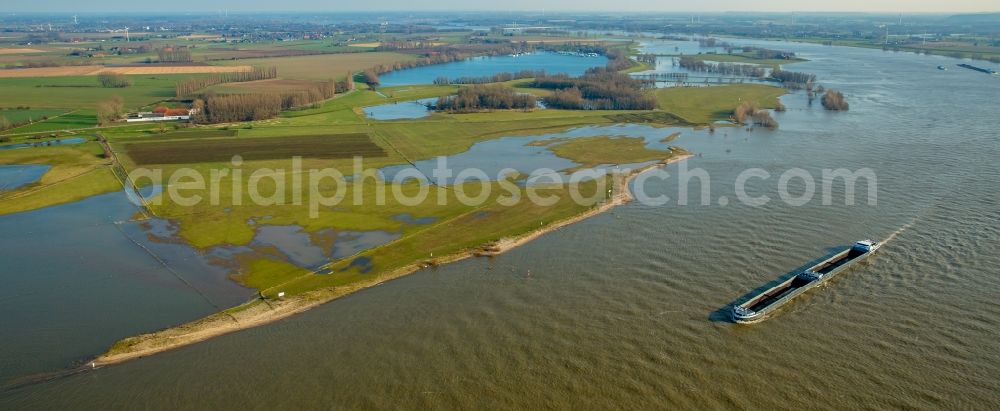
[4,0,999,13]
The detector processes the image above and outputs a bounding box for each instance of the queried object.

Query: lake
[378,52,607,87]
[0,137,86,151]
[2,38,1000,409]
[0,165,49,191]
[363,98,436,120]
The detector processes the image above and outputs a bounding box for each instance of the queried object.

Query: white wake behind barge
[731,240,882,324]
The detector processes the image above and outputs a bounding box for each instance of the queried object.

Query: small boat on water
[731,240,882,324]
[937,65,948,71]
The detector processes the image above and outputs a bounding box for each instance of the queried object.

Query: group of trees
[374,41,442,51]
[635,54,658,65]
[821,89,850,111]
[174,67,278,97]
[678,57,768,78]
[433,84,536,113]
[769,69,817,89]
[2,60,92,70]
[742,46,797,60]
[339,71,355,93]
[157,46,193,63]
[199,94,282,123]
[529,67,656,110]
[366,43,536,78]
[197,81,336,123]
[434,69,547,85]
[172,64,349,123]
[97,72,133,88]
[360,70,380,89]
[96,96,125,125]
[699,38,726,48]
[734,101,779,129]
[603,48,636,72]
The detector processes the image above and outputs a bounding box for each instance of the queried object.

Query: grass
[544,136,677,170]
[0,108,69,124]
[214,52,418,81]
[246,179,604,296]
[124,133,386,165]
[620,60,654,74]
[694,53,807,68]
[654,84,787,124]
[0,47,795,301]
[279,85,458,123]
[205,79,330,94]
[118,128,239,142]
[0,75,186,110]
[0,142,121,215]
[603,112,692,126]
[1,110,98,135]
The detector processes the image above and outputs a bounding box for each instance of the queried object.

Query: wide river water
[2,39,1000,408]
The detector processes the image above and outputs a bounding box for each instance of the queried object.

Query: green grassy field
[205,79,329,94]
[545,136,677,171]
[1,110,99,135]
[693,53,807,68]
[0,141,121,215]
[0,108,69,124]
[0,75,184,109]
[0,41,793,306]
[654,84,787,124]
[125,133,386,164]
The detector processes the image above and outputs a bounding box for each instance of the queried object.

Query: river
[2,39,999,409]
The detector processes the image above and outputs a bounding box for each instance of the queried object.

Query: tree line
[678,57,768,78]
[366,43,534,78]
[175,66,278,98]
[528,67,656,110]
[768,69,817,89]
[635,54,658,65]
[433,84,536,113]
[157,46,193,63]
[196,81,336,123]
[433,70,548,85]
[741,46,797,60]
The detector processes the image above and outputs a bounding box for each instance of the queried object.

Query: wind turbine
[73,15,78,25]
[124,27,130,42]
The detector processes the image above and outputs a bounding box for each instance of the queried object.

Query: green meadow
[0,36,790,335]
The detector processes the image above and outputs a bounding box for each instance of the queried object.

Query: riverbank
[91,153,692,367]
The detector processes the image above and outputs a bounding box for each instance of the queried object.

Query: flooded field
[3,38,1000,410]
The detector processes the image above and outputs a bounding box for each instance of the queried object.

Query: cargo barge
[731,240,881,324]
[957,63,997,75]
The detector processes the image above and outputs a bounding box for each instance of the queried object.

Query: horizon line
[3,10,999,15]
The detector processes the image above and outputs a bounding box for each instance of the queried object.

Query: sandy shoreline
[91,153,693,367]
